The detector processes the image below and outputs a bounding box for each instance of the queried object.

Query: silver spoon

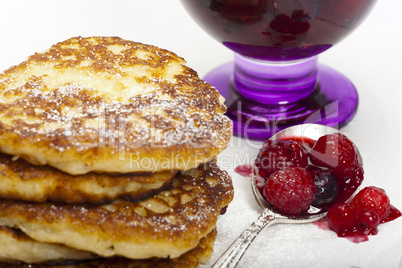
[212,123,357,268]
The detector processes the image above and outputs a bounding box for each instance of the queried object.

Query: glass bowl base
[204,62,358,140]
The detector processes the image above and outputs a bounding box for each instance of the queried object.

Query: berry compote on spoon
[254,124,364,215]
[213,124,365,268]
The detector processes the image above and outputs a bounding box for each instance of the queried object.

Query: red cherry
[356,210,380,234]
[327,203,357,234]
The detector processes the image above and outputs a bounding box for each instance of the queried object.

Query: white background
[0,1,401,267]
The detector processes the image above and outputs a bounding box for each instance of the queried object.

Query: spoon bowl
[212,123,359,268]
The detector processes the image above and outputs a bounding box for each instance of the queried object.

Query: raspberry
[327,203,357,234]
[263,167,316,215]
[326,187,394,237]
[309,133,363,199]
[309,133,361,172]
[255,139,308,179]
[349,186,391,221]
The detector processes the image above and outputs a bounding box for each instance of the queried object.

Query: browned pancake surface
[0,36,232,175]
[0,226,96,264]
[0,227,216,267]
[0,152,176,204]
[0,161,233,259]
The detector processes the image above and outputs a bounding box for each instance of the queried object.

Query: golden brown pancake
[73,229,217,268]
[0,227,216,267]
[0,36,232,175]
[0,226,96,264]
[0,152,175,204]
[0,161,233,260]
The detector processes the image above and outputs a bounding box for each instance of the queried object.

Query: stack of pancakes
[0,37,233,267]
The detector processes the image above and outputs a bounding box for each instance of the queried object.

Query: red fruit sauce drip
[313,219,370,243]
[234,164,253,177]
[236,135,402,243]
[381,205,402,223]
[314,205,401,243]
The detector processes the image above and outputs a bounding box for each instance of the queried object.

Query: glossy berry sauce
[382,205,402,223]
[235,135,401,243]
[234,164,253,177]
[314,206,401,243]
[181,0,377,60]
[249,136,360,216]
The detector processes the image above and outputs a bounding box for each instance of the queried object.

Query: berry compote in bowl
[180,0,377,140]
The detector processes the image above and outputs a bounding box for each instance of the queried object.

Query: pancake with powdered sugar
[0,226,216,267]
[0,151,176,205]
[0,226,96,264]
[0,36,232,175]
[0,160,233,260]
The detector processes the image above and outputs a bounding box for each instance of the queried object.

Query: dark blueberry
[310,168,338,206]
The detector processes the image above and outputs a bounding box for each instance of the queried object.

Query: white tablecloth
[0,1,401,267]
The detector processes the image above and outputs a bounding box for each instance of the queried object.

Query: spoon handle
[211,208,277,268]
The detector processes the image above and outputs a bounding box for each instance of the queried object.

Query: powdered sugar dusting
[0,37,232,173]
[0,160,233,259]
